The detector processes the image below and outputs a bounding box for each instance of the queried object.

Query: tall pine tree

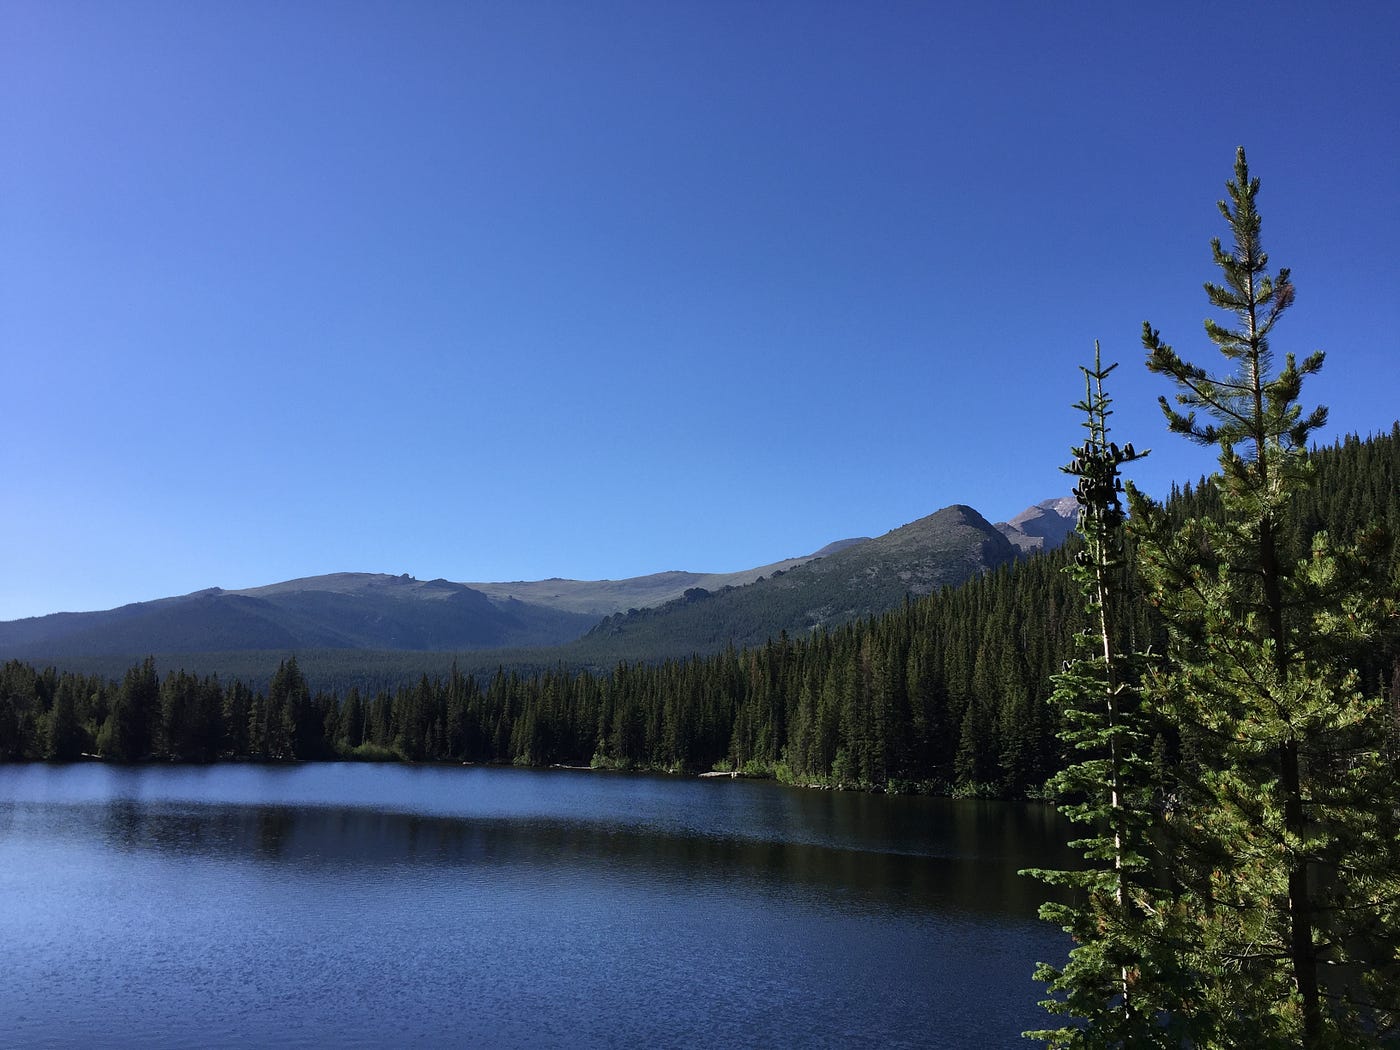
[1130,147,1400,1047]
[1024,345,1186,1047]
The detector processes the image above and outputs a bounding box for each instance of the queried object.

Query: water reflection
[1,761,1070,859]
[78,794,1071,923]
[0,764,1077,1050]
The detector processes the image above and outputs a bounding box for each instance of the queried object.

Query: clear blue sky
[3,1,1398,620]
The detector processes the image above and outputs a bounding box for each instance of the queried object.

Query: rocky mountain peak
[994,496,1080,552]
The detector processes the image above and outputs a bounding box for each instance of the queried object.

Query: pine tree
[341,687,365,751]
[266,656,313,759]
[1130,147,1400,1046]
[1024,345,1185,1047]
[98,656,159,761]
[45,675,87,760]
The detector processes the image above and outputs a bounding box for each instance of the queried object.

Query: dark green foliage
[222,679,252,757]
[0,661,50,760]
[98,657,159,761]
[45,673,89,760]
[157,670,223,762]
[1130,148,1400,1047]
[1024,346,1186,1047]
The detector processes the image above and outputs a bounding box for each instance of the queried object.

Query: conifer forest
[3,424,1394,796]
[0,420,1394,795]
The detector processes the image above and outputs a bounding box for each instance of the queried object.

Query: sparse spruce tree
[1129,147,1400,1046]
[1024,345,1187,1047]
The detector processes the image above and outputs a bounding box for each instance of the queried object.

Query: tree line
[1,421,1394,794]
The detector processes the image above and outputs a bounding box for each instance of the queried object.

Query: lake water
[0,763,1075,1048]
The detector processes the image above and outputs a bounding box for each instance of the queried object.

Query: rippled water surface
[0,763,1074,1048]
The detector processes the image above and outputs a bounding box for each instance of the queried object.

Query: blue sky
[3,1,1398,621]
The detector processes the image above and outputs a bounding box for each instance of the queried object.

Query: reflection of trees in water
[102,799,145,850]
[257,807,294,857]
[90,799,1074,922]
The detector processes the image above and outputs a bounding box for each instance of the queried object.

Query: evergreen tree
[266,656,314,759]
[1025,346,1185,1047]
[45,674,88,760]
[340,687,365,750]
[99,656,159,761]
[1131,148,1400,1046]
[219,680,250,757]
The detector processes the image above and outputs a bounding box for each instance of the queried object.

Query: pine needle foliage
[1024,346,1191,1047]
[1129,147,1400,1048]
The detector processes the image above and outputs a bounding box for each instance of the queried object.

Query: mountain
[460,542,868,617]
[995,496,1079,552]
[0,574,600,660]
[567,505,1018,661]
[0,505,1010,673]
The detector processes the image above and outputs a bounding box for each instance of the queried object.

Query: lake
[0,763,1075,1048]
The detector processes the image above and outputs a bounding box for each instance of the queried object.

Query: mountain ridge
[0,498,1067,668]
[570,504,1019,660]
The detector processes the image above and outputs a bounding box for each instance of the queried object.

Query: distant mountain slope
[0,506,1001,669]
[461,542,871,616]
[995,496,1079,552]
[568,505,1017,661]
[0,574,599,659]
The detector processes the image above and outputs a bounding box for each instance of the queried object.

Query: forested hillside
[570,504,1018,662]
[4,424,1394,795]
